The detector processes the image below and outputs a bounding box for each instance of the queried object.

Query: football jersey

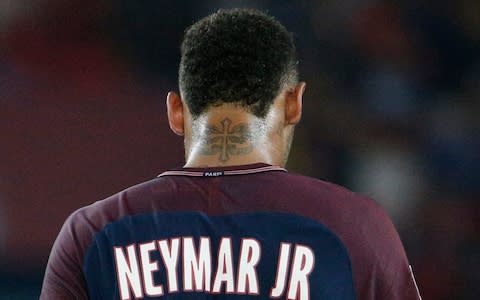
[41,163,421,299]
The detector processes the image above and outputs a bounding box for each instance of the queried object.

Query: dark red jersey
[41,163,421,299]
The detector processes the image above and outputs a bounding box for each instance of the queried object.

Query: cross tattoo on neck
[200,118,253,162]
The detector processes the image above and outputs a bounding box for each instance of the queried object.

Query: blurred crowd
[1,0,478,299]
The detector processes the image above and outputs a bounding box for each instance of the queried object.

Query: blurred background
[0,0,478,298]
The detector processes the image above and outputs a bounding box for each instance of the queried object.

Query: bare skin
[166,82,306,168]
[198,117,253,163]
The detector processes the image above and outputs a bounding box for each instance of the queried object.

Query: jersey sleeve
[377,218,422,299]
[40,212,90,299]
[357,197,422,300]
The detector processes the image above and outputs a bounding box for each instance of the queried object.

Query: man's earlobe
[166,91,185,136]
[285,82,306,125]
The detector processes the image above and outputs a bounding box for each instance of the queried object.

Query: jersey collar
[157,163,286,178]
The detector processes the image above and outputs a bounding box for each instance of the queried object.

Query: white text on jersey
[113,237,315,300]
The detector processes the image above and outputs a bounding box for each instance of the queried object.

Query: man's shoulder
[64,178,166,233]
[279,171,383,211]
[274,172,395,247]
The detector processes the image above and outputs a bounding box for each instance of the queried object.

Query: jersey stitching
[157,166,286,177]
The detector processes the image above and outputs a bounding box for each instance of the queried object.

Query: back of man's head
[179,8,298,118]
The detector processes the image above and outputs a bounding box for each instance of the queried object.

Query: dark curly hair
[179,8,298,118]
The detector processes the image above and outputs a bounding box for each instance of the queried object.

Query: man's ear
[166,91,185,136]
[285,82,306,125]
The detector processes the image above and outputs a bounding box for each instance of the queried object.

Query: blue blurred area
[1,0,478,299]
[0,271,43,299]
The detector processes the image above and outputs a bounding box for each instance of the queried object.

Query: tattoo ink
[200,118,253,162]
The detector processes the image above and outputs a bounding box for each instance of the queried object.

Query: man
[41,8,421,299]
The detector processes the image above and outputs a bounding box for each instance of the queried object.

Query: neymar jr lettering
[114,237,315,300]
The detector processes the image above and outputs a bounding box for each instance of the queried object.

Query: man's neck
[184,111,284,168]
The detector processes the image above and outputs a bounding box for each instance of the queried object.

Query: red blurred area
[0,0,183,267]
